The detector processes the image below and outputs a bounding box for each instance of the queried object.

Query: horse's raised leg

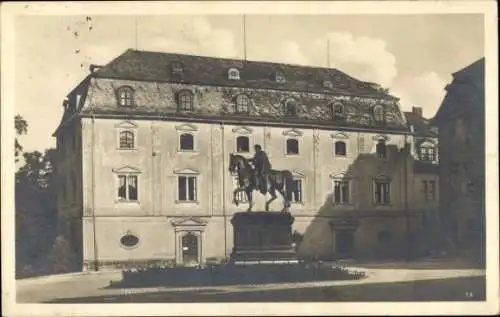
[246,188,253,212]
[265,187,277,212]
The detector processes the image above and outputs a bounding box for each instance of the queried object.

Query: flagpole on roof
[243,15,247,61]
[327,38,330,68]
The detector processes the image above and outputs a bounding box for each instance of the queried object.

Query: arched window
[228,68,240,80]
[235,95,250,114]
[373,105,385,124]
[335,141,347,156]
[179,133,194,151]
[333,103,345,121]
[236,136,250,153]
[177,90,194,112]
[117,86,134,107]
[275,71,286,83]
[119,130,135,149]
[284,99,297,116]
[286,138,299,155]
[376,139,387,159]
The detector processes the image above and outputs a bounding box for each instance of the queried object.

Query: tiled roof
[433,58,485,124]
[404,112,438,138]
[93,49,397,100]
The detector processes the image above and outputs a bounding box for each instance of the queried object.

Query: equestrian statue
[228,144,294,212]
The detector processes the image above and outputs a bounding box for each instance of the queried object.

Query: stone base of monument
[229,211,299,265]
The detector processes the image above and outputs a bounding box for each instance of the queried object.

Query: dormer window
[275,71,286,84]
[373,105,385,124]
[323,80,333,89]
[171,62,184,74]
[235,94,250,114]
[228,68,240,80]
[116,86,134,107]
[284,98,297,116]
[332,103,345,121]
[177,90,194,112]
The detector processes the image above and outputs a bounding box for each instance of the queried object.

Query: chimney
[89,64,102,73]
[412,106,423,117]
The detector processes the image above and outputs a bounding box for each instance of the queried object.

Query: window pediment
[330,132,349,139]
[282,128,303,137]
[115,121,138,129]
[330,171,352,179]
[175,123,198,132]
[418,138,437,147]
[174,168,200,175]
[372,134,390,141]
[291,169,305,178]
[112,166,142,174]
[170,217,208,227]
[232,126,253,134]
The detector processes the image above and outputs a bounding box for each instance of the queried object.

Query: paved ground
[16,259,486,303]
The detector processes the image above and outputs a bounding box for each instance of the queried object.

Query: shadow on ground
[338,257,485,270]
[105,264,366,289]
[46,276,485,303]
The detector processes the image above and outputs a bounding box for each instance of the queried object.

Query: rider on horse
[249,144,271,194]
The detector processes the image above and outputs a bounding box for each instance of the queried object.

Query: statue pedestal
[230,211,298,265]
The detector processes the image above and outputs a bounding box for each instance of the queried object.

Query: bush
[46,235,79,274]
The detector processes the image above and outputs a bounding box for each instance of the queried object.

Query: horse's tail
[283,170,294,206]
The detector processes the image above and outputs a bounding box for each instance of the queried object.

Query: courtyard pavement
[16,259,486,303]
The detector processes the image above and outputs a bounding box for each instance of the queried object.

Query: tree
[15,148,58,277]
[15,115,28,162]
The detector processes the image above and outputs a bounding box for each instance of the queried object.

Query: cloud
[315,32,398,87]
[391,71,451,117]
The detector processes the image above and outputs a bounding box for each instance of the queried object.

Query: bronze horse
[228,153,294,212]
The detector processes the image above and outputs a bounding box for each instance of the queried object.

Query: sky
[15,14,484,153]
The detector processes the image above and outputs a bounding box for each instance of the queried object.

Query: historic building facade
[54,49,436,270]
[432,58,485,262]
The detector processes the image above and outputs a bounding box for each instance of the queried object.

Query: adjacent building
[54,49,437,270]
[432,58,485,262]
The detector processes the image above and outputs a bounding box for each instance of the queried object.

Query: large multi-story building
[432,58,485,262]
[54,49,437,270]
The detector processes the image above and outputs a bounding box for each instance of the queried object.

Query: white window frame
[228,68,240,80]
[232,174,248,203]
[373,105,385,124]
[235,94,251,114]
[179,132,195,152]
[117,86,134,107]
[115,121,138,150]
[332,179,351,205]
[174,168,200,204]
[287,171,305,205]
[175,123,198,152]
[232,126,254,153]
[113,166,141,204]
[282,128,303,156]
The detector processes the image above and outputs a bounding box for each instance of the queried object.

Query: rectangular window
[374,180,390,205]
[117,175,138,201]
[291,179,302,203]
[333,180,350,204]
[233,176,248,203]
[178,176,197,202]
